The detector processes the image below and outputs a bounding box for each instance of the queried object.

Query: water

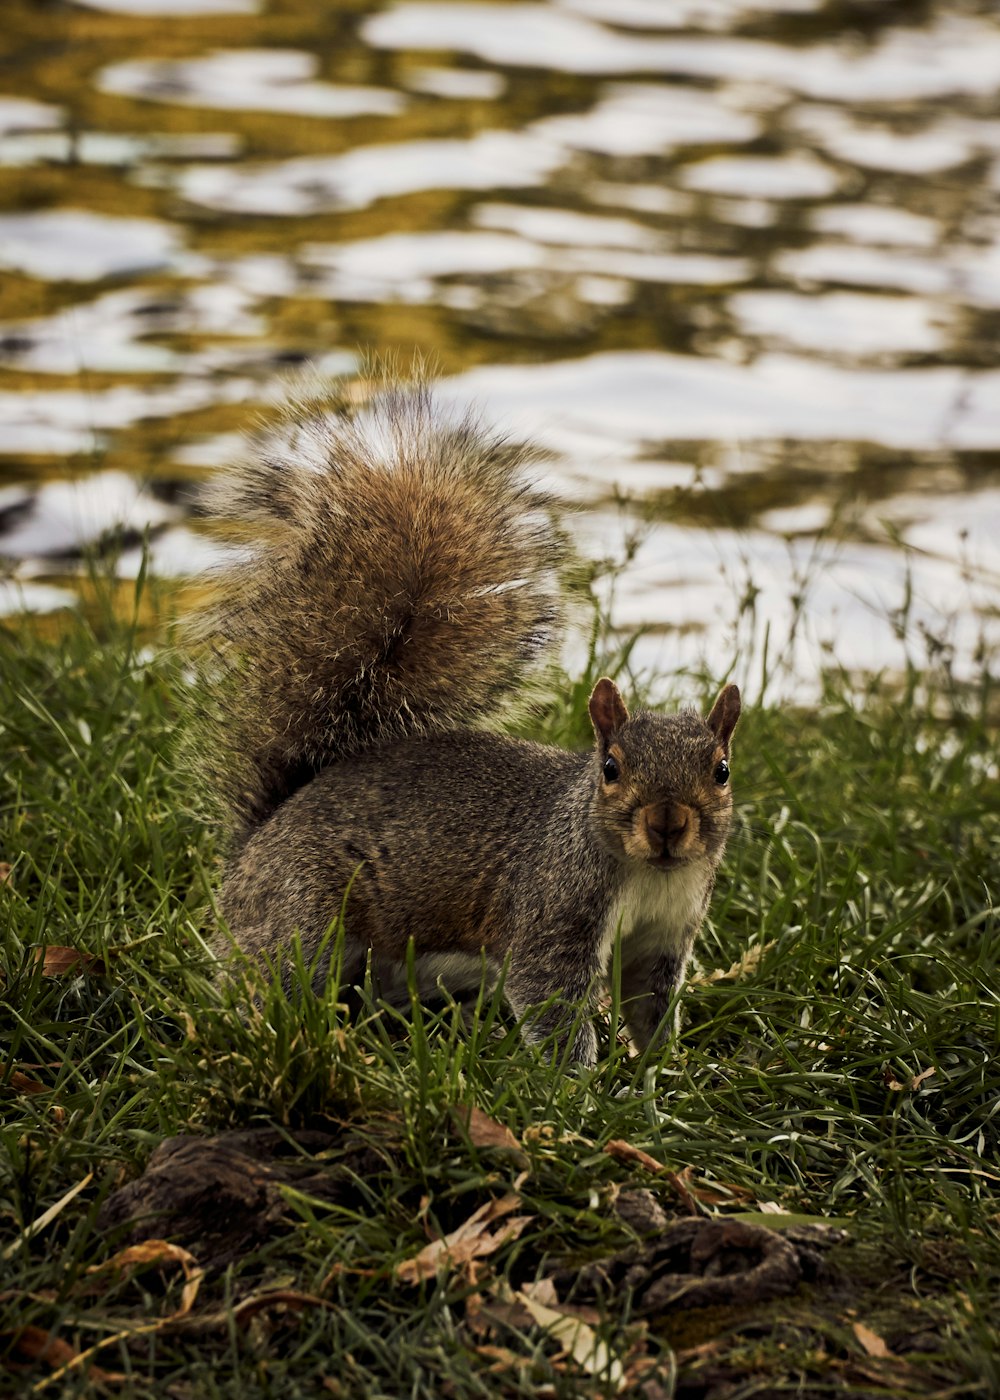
[2,0,999,695]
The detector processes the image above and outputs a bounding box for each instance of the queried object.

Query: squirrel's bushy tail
[194,374,564,840]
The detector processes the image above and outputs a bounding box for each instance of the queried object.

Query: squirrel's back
[195,374,564,840]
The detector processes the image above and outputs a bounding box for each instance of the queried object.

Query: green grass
[1,586,998,1398]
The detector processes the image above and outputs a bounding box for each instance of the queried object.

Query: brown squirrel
[197,373,740,1066]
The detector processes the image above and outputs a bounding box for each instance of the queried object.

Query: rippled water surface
[2,0,999,691]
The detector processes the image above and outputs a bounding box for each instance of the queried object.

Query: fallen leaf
[522,1278,601,1326]
[675,1338,727,1364]
[515,1288,625,1391]
[0,863,12,885]
[88,1239,204,1315]
[474,1344,531,1373]
[7,1275,323,1389]
[320,1261,377,1289]
[4,1069,47,1096]
[2,1325,77,1370]
[672,1166,755,1208]
[178,1269,205,1318]
[228,1289,329,1327]
[395,1194,533,1285]
[34,946,106,977]
[521,1277,559,1308]
[453,1105,528,1166]
[0,1326,125,1384]
[852,1321,891,1359]
[885,1066,937,1093]
[604,1140,699,1215]
[89,1239,199,1281]
[605,1139,662,1175]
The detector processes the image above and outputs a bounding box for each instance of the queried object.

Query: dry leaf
[675,1338,727,1364]
[660,1164,755,1209]
[0,1326,125,1384]
[453,1105,528,1165]
[34,946,105,977]
[521,1277,559,1308]
[474,1344,531,1373]
[320,1262,377,1289]
[522,1278,601,1326]
[0,863,12,886]
[885,1066,937,1093]
[682,1172,756,1207]
[395,1194,533,1285]
[9,1279,321,1388]
[604,1140,699,1215]
[606,1139,663,1175]
[178,1270,205,1318]
[89,1239,204,1314]
[852,1321,891,1359]
[3,1325,78,1370]
[515,1288,625,1391]
[228,1289,328,1327]
[5,1069,47,1096]
[90,1239,200,1280]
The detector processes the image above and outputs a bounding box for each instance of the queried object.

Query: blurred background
[1,0,999,695]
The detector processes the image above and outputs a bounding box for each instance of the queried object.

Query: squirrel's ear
[589,677,629,742]
[707,683,741,750]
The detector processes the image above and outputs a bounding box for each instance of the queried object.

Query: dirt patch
[98,1127,394,1268]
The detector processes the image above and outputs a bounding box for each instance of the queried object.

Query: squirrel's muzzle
[642,801,700,861]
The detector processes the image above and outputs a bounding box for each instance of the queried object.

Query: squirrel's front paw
[514,996,599,1068]
[569,1019,598,1069]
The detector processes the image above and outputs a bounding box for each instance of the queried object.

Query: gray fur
[198,376,740,1066]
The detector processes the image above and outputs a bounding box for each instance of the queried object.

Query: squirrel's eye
[714,759,730,786]
[602,755,620,783]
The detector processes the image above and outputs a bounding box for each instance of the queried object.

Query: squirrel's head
[587,677,741,872]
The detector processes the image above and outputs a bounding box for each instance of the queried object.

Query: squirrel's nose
[663,804,692,848]
[645,802,696,855]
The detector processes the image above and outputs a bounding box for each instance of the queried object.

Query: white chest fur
[599,860,710,971]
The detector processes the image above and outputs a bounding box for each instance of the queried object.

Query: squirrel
[196,372,740,1067]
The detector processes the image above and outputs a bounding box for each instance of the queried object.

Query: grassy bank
[1,592,998,1398]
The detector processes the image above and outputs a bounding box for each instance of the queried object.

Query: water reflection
[362,6,1000,98]
[0,210,182,281]
[76,0,258,12]
[0,285,263,374]
[1,0,998,693]
[172,131,567,215]
[99,50,406,118]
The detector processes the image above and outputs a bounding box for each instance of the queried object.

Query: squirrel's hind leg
[207,920,370,1012]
